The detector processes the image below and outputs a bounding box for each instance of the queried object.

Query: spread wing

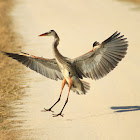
[2,52,63,80]
[72,31,128,80]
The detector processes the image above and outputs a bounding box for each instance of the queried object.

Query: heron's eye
[66,61,70,64]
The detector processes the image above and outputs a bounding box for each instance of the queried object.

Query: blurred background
[0,0,140,139]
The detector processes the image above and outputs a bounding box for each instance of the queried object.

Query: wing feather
[72,31,128,80]
[1,52,63,80]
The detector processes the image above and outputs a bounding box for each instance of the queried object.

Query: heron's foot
[52,112,64,117]
[44,108,54,112]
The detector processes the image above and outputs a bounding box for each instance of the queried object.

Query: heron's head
[93,41,100,48]
[39,30,57,37]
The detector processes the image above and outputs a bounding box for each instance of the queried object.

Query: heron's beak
[39,32,49,36]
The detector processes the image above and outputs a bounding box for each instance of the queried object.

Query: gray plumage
[1,30,128,116]
[1,31,128,93]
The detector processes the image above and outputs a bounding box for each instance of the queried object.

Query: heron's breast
[58,62,70,82]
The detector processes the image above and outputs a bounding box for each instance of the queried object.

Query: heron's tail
[71,80,90,95]
[81,80,90,93]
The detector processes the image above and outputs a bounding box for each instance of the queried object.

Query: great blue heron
[1,30,128,117]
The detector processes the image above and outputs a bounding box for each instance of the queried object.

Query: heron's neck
[52,34,63,59]
[53,33,59,48]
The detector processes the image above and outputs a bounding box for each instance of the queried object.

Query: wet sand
[10,0,140,139]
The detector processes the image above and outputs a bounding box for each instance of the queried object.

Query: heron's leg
[53,75,72,117]
[44,78,66,112]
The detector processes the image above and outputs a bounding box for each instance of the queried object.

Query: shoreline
[0,0,24,139]
[121,0,140,3]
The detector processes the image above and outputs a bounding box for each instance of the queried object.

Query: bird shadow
[110,106,140,113]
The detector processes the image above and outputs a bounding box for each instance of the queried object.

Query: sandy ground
[6,0,140,139]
